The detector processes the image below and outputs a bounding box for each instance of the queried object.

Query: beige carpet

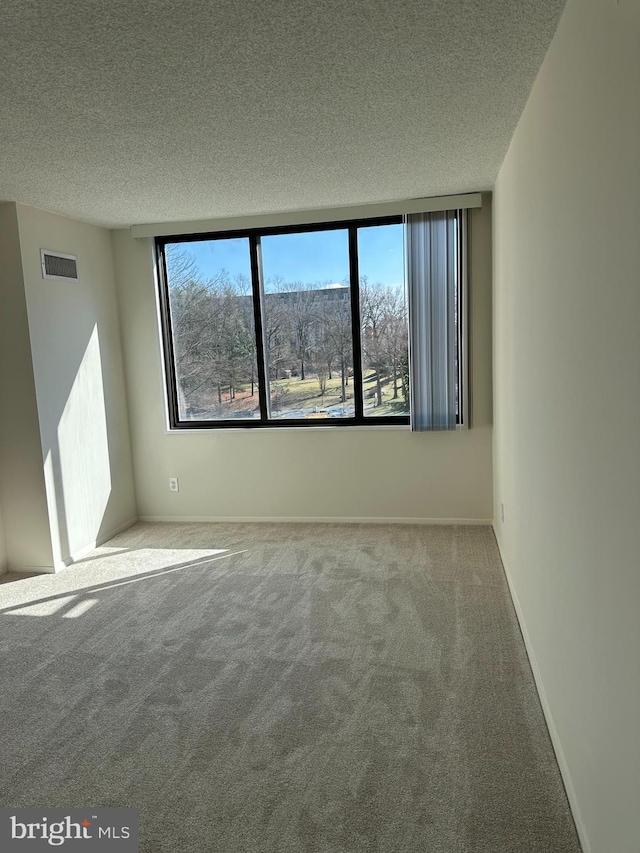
[0,522,581,852]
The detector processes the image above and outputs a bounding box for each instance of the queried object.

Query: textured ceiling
[0,1,566,228]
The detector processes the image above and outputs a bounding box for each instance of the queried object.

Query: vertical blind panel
[406,210,459,431]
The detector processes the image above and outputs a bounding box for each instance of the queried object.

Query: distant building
[265,284,350,305]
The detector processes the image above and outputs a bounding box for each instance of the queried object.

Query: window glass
[260,229,354,419]
[357,224,410,417]
[165,239,258,421]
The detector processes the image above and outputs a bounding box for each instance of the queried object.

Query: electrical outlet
[500,502,505,523]
[169,477,179,493]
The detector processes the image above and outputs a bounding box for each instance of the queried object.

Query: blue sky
[169,223,404,290]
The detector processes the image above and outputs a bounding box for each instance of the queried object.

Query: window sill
[164,423,412,435]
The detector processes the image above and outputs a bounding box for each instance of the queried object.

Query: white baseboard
[138,515,493,525]
[52,517,139,572]
[4,563,57,575]
[492,524,591,853]
[5,518,139,574]
[3,519,139,575]
[99,516,139,543]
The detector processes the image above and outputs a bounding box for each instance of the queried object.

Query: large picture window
[156,212,464,429]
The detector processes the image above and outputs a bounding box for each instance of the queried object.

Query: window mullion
[156,241,182,428]
[249,234,269,422]
[348,226,364,420]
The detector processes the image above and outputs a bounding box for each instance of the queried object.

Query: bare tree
[288,285,320,381]
[263,277,292,381]
[324,296,353,403]
[316,363,329,404]
[166,245,256,417]
[360,278,390,407]
[382,287,409,401]
[270,381,292,415]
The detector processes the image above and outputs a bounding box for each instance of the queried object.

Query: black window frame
[156,214,416,429]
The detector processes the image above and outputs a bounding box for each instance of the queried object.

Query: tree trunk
[341,363,347,403]
[301,360,305,380]
[376,373,383,407]
[393,365,398,399]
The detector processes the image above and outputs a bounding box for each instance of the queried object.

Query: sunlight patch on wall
[43,450,64,566]
[57,325,111,558]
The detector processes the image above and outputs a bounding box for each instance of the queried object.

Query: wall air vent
[40,249,78,281]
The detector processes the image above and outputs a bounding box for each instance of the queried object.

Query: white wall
[15,204,137,565]
[0,502,6,574]
[0,203,55,571]
[493,1,640,851]
[113,200,493,522]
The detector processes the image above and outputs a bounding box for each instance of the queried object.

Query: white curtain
[406,209,465,431]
